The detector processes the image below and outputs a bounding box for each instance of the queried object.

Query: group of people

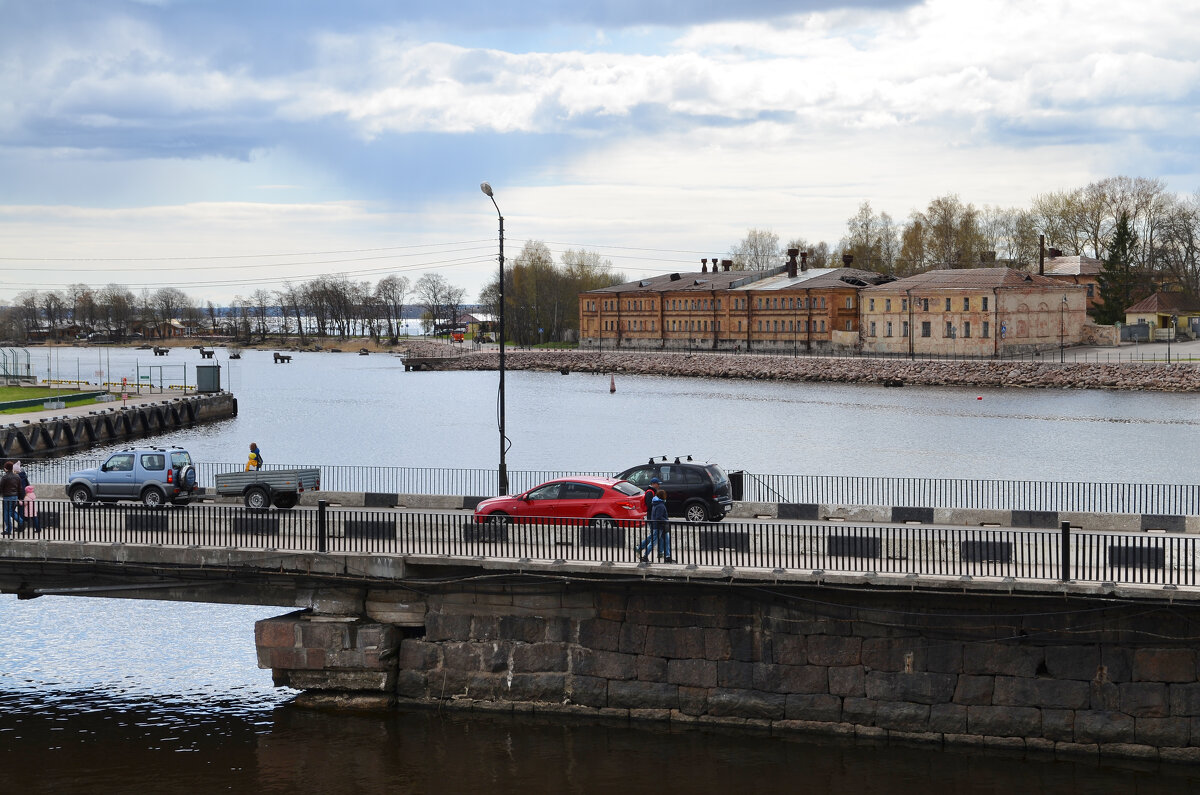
[635,477,674,564]
[1,460,39,536]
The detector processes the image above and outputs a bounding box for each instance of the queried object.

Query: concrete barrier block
[826,505,890,523]
[728,502,775,518]
[1061,512,1140,532]
[399,493,467,510]
[934,509,1009,527]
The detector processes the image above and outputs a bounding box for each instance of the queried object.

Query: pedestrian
[635,485,674,564]
[22,485,40,534]
[642,476,661,514]
[245,442,264,472]
[1,461,23,536]
[14,461,29,522]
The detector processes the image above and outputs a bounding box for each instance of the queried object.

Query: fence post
[1060,520,1071,581]
[318,499,327,553]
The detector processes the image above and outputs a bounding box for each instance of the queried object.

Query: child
[22,485,40,534]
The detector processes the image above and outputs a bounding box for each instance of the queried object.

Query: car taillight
[167,469,174,484]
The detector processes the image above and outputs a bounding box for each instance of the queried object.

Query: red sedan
[473,476,646,529]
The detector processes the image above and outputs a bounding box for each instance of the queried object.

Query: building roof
[862,267,1077,292]
[1043,255,1103,276]
[1124,292,1200,314]
[729,267,891,291]
[584,268,777,295]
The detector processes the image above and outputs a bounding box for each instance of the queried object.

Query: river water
[4,347,1200,792]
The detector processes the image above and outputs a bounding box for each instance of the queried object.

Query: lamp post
[1060,295,1067,363]
[480,181,508,495]
[1168,314,1177,364]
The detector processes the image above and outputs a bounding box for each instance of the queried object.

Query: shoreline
[399,341,1200,393]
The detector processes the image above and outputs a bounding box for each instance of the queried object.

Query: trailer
[213,468,320,509]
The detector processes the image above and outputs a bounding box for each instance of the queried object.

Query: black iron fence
[6,502,1198,589]
[24,461,1200,516]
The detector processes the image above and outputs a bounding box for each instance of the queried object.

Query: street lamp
[480,181,508,495]
[1060,295,1067,363]
[1168,314,1177,364]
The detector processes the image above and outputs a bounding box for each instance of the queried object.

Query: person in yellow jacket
[245,442,263,472]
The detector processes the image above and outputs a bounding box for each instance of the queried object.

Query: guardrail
[3,502,1194,588]
[23,461,1200,516]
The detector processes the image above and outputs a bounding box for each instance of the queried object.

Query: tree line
[730,176,1200,321]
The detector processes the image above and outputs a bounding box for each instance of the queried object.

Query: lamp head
[480,182,494,198]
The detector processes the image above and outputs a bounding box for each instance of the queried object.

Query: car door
[96,453,135,499]
[655,465,683,515]
[560,481,604,524]
[518,482,564,523]
[139,453,167,497]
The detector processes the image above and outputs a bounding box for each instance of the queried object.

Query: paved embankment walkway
[401,342,1200,392]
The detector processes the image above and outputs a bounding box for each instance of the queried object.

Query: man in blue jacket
[636,485,674,564]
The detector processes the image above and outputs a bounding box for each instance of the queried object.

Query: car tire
[485,511,510,526]
[69,485,93,507]
[684,500,710,523]
[141,487,166,508]
[178,465,197,490]
[244,487,270,510]
[589,515,616,531]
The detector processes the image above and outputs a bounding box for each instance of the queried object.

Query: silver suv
[67,447,198,507]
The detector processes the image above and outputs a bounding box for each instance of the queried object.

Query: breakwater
[402,342,1200,392]
[0,392,237,458]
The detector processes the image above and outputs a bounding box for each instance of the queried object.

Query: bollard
[1060,520,1071,581]
[317,499,328,553]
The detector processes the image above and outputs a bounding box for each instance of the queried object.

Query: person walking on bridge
[1,461,23,536]
[246,443,263,472]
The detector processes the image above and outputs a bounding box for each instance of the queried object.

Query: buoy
[977,396,982,400]
[609,374,616,393]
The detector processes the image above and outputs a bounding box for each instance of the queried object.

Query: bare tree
[375,275,410,343]
[730,229,782,270]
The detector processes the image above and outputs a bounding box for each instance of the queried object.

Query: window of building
[963,297,970,311]
[885,321,893,337]
[885,298,891,312]
[945,321,954,337]
[901,298,907,311]
[945,298,952,311]
[738,321,742,331]
[869,298,875,311]
[922,298,929,311]
[757,298,762,309]
[983,321,990,338]
[845,320,852,331]
[846,297,853,309]
[902,321,908,337]
[964,321,971,338]
[982,297,989,311]
[820,320,826,331]
[757,320,762,331]
[869,321,876,336]
[1086,285,1094,297]
[921,321,931,337]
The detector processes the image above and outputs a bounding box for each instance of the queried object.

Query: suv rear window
[705,465,728,484]
[141,454,166,471]
[170,452,193,469]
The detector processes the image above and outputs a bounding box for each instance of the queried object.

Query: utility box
[196,364,221,393]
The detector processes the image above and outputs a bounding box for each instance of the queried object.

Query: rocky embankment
[401,342,1200,392]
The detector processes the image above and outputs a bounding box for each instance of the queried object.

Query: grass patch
[0,386,107,415]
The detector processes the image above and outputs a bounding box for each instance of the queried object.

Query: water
[5,348,1200,791]
[34,347,1200,483]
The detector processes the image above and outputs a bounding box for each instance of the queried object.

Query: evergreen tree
[1096,211,1140,324]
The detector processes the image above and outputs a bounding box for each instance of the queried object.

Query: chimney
[786,248,799,278]
[1038,234,1045,275]
[722,259,732,272]
[1048,248,1063,258]
[701,260,708,273]
[800,251,809,271]
[842,254,854,267]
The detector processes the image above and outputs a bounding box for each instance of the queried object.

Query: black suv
[617,456,733,522]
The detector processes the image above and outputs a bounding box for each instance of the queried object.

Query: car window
[105,453,134,472]
[622,467,652,487]
[705,465,728,484]
[682,468,705,485]
[562,482,604,499]
[658,466,676,484]
[141,454,166,471]
[613,481,642,497]
[170,452,192,468]
[526,483,561,500]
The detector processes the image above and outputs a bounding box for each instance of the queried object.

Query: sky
[1,0,1198,306]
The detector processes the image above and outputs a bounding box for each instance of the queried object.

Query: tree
[838,202,898,272]
[730,229,782,270]
[1096,211,1141,324]
[375,275,410,343]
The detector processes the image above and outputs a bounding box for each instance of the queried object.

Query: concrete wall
[260,581,1200,761]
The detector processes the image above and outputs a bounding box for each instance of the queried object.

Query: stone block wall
[389,582,1200,762]
[256,610,400,695]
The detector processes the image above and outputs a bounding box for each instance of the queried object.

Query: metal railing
[5,503,1197,588]
[23,461,1200,516]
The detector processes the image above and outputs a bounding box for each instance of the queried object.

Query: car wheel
[485,511,510,526]
[590,515,616,531]
[244,487,270,510]
[684,500,710,523]
[141,487,166,508]
[69,485,93,507]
